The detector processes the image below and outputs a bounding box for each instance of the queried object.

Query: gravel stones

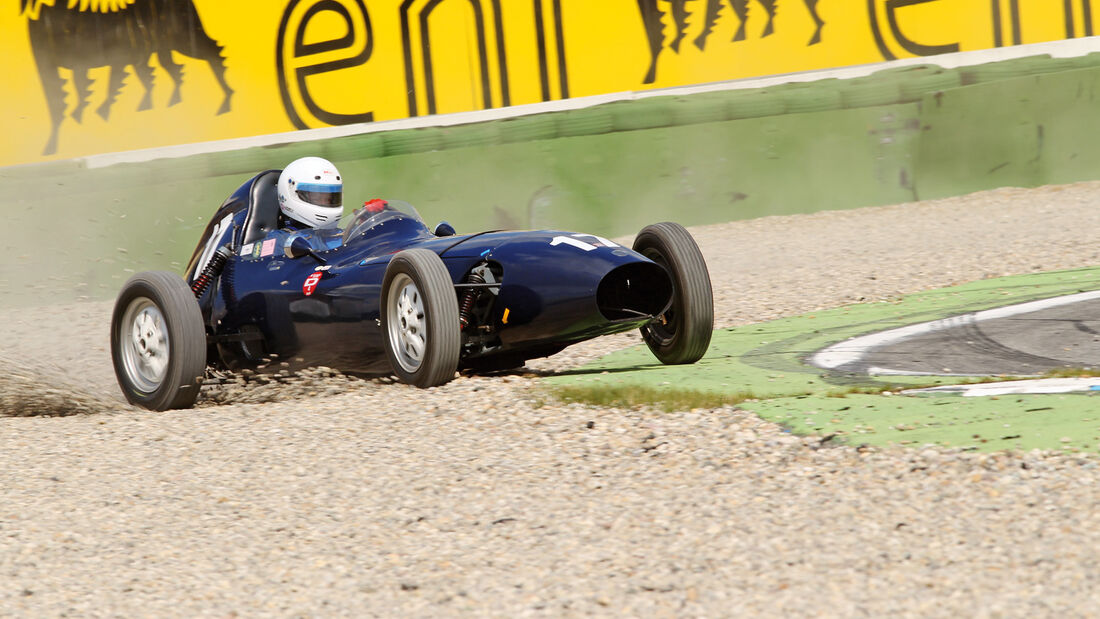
[0,355,131,417]
[4,182,1100,614]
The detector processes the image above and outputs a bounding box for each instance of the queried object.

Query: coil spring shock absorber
[458,271,486,330]
[191,245,233,298]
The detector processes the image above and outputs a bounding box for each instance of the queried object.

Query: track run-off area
[8,182,1100,614]
[553,265,1100,453]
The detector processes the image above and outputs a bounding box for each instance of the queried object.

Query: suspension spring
[458,271,486,330]
[191,245,233,299]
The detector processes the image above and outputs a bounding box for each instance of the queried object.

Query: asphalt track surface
[815,293,1100,376]
[557,265,1100,452]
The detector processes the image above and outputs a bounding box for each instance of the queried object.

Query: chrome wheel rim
[387,273,426,373]
[120,297,169,393]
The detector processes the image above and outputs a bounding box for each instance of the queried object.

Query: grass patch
[825,384,907,398]
[549,384,763,412]
[550,373,1058,411]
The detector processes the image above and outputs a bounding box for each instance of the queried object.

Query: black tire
[633,222,714,364]
[111,271,207,410]
[381,249,461,387]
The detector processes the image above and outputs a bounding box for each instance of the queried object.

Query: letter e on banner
[868,0,960,60]
[277,0,374,130]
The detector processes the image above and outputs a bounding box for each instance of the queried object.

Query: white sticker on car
[550,234,620,252]
[196,213,234,274]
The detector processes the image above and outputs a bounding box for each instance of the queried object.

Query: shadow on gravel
[549,364,666,378]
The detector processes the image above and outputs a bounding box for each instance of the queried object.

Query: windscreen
[341,199,429,244]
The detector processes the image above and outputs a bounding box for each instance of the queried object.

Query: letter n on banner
[991,0,1094,46]
[398,0,570,117]
[400,0,512,117]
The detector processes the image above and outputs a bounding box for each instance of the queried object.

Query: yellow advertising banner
[2,0,1096,167]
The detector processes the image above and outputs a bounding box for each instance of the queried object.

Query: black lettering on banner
[1063,0,1092,38]
[869,0,960,61]
[993,0,1093,46]
[400,0,569,117]
[277,0,374,130]
[991,0,1022,46]
[401,0,500,117]
[534,0,570,101]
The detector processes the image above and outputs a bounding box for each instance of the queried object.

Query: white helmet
[277,157,343,228]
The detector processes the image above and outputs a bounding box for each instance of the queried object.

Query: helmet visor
[295,183,342,207]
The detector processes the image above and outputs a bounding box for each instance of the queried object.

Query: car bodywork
[184,170,674,375]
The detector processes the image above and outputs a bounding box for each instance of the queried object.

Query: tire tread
[633,222,713,364]
[382,249,460,388]
[111,271,207,410]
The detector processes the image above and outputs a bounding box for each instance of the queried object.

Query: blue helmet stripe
[296,183,341,193]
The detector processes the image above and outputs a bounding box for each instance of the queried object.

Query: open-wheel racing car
[111,170,714,410]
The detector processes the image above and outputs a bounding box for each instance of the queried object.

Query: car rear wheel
[633,222,714,364]
[111,271,207,410]
[381,249,461,387]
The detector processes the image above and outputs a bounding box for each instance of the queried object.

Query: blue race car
[111,170,714,410]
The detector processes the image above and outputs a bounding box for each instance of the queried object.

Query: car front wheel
[111,271,207,410]
[633,222,714,364]
[381,249,461,387]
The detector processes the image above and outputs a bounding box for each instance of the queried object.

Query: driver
[243,156,425,262]
[266,156,346,255]
[279,156,343,230]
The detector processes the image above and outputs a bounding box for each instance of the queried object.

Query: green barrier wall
[916,67,1100,198]
[4,54,1100,306]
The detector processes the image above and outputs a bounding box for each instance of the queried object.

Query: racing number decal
[302,271,323,296]
[197,213,234,274]
[550,234,619,252]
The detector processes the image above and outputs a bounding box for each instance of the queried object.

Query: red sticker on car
[303,272,322,296]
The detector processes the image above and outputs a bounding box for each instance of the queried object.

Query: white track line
[905,377,1100,396]
[810,289,1100,372]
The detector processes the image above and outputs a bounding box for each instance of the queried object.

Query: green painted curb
[749,392,1100,453]
[545,266,1100,453]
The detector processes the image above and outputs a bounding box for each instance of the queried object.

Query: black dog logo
[636,0,825,83]
[21,0,234,155]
